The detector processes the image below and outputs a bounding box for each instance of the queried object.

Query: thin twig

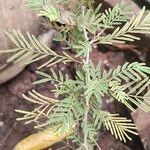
[94,140,101,150]
[82,6,91,150]
[90,29,106,44]
[0,122,17,145]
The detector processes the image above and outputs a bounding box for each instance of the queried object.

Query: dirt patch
[0,70,36,150]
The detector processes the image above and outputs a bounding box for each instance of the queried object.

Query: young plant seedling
[1,0,150,149]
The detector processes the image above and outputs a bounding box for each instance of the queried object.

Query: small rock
[0,121,3,127]
[131,109,150,150]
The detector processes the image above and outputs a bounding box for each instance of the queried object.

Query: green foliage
[93,111,138,142]
[109,62,150,82]
[1,1,150,149]
[107,62,150,112]
[26,0,68,22]
[34,69,68,84]
[84,62,108,101]
[101,1,129,28]
[0,30,76,69]
[48,94,85,133]
[15,90,59,128]
[26,0,68,10]
[98,7,150,44]
[26,0,46,10]
[75,4,103,34]
[38,6,61,21]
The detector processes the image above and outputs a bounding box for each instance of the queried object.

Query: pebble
[0,121,3,127]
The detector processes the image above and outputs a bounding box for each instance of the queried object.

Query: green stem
[82,6,92,150]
